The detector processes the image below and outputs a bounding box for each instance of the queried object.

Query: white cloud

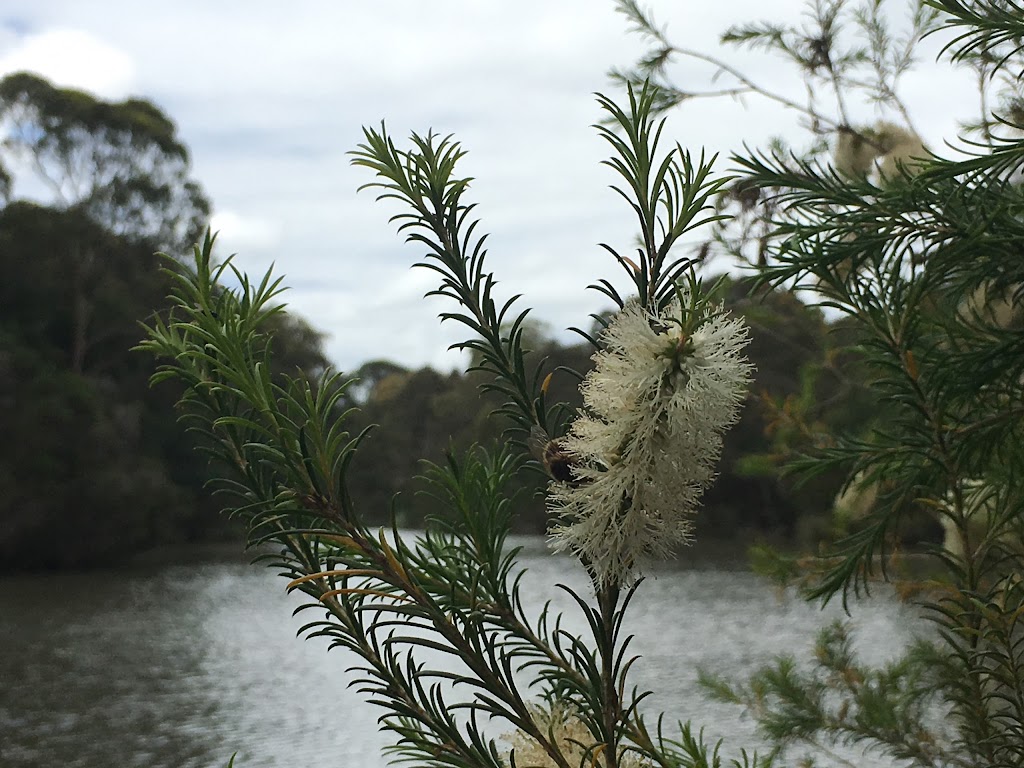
[0,28,134,97]
[209,210,283,253]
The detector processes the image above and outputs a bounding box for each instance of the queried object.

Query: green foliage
[930,0,1024,64]
[0,201,166,375]
[343,339,589,532]
[701,622,952,767]
[591,88,730,317]
[141,88,769,768]
[701,277,856,545]
[141,235,766,768]
[0,327,182,568]
[619,1,1024,765]
[736,84,1024,612]
[349,125,560,440]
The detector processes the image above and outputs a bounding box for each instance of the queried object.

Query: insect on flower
[529,425,582,486]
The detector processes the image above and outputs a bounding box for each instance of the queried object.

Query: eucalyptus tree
[0,71,209,252]
[0,71,210,376]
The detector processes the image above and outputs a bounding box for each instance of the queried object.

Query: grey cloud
[0,0,981,373]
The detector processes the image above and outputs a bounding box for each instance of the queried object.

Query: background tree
[0,71,210,251]
[0,74,329,571]
[0,201,201,568]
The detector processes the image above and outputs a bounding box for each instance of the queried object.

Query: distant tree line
[342,277,942,551]
[0,72,930,571]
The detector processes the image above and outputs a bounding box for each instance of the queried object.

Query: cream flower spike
[549,280,754,584]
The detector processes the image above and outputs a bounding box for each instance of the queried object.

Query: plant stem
[598,581,622,768]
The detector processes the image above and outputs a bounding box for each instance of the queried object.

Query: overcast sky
[0,1,981,372]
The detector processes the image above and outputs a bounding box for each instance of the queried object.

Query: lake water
[0,538,928,767]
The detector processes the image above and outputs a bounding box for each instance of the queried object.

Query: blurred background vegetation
[0,70,929,573]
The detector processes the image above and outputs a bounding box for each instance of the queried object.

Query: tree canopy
[0,71,210,252]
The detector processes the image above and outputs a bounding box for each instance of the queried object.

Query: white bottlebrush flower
[548,287,753,584]
[505,701,651,768]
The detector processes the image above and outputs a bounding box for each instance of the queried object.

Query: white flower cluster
[549,290,753,584]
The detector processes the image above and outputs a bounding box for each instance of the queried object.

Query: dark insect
[529,425,580,485]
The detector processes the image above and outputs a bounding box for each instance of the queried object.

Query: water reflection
[0,539,926,767]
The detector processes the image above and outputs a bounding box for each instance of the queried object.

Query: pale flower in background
[549,285,753,584]
[505,701,650,768]
[833,121,927,183]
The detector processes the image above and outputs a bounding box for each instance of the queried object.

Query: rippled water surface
[0,539,927,767]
